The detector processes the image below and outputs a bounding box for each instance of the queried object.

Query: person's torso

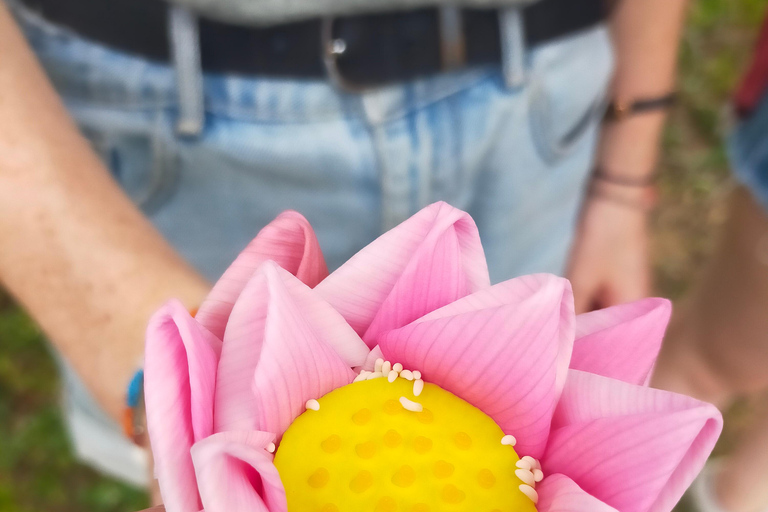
[162,0,541,25]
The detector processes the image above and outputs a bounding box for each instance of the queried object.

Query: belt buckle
[323,11,467,93]
[321,17,369,93]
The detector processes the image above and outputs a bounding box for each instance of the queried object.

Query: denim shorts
[12,4,613,486]
[730,91,768,212]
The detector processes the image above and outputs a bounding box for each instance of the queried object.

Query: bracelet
[592,167,657,187]
[123,368,145,443]
[605,92,678,122]
[587,181,658,211]
[122,307,198,444]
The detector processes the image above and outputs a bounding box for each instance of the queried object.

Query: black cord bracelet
[604,92,678,121]
[592,167,657,187]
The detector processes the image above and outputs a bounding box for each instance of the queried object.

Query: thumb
[604,272,652,308]
[568,270,601,314]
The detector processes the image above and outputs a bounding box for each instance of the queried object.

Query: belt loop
[438,7,466,70]
[168,6,205,137]
[499,7,527,88]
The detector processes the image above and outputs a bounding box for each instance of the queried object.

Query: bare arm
[599,0,688,180]
[567,0,689,312]
[0,4,210,421]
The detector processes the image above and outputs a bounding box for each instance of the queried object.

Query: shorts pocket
[76,110,180,214]
[528,26,614,164]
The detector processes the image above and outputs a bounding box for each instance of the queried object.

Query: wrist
[597,114,667,179]
[586,176,658,213]
[592,166,657,187]
[605,92,677,122]
[123,368,146,445]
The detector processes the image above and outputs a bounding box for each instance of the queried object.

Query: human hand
[566,191,652,314]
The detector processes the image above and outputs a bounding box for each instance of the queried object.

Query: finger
[619,272,652,303]
[574,289,599,314]
[571,277,601,314]
[602,279,650,309]
[565,258,600,315]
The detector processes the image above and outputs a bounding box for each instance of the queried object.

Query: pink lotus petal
[538,474,618,512]
[571,298,671,385]
[191,431,286,512]
[144,300,221,512]
[362,345,385,372]
[214,262,364,433]
[544,370,723,512]
[315,202,490,347]
[196,211,328,340]
[379,274,574,458]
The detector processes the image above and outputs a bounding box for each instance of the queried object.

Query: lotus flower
[144,203,722,512]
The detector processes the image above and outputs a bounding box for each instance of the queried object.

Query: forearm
[598,0,689,182]
[568,0,688,311]
[0,5,209,421]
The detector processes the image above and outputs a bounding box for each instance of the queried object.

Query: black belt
[19,0,607,88]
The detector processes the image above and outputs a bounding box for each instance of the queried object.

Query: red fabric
[735,13,768,117]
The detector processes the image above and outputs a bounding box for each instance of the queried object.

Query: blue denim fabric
[13,4,613,486]
[730,91,768,213]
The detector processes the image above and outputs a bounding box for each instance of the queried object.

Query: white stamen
[515,469,535,486]
[305,399,320,411]
[388,370,399,383]
[392,362,404,373]
[519,484,539,504]
[399,396,423,412]
[501,434,517,446]
[413,370,422,380]
[521,456,538,469]
[374,358,384,373]
[516,459,533,470]
[413,379,424,397]
[354,371,369,382]
[367,371,384,380]
[533,469,544,483]
[266,442,276,453]
[400,369,414,381]
[382,361,392,374]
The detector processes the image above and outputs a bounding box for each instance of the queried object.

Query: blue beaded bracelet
[123,368,144,442]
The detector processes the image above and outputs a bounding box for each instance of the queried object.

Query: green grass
[0,297,148,512]
[0,1,765,510]
[654,0,764,300]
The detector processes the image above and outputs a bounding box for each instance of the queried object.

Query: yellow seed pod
[274,377,537,512]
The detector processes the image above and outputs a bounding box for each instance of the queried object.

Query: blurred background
[0,0,765,510]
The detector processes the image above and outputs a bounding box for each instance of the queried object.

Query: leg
[714,392,768,512]
[652,186,768,407]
